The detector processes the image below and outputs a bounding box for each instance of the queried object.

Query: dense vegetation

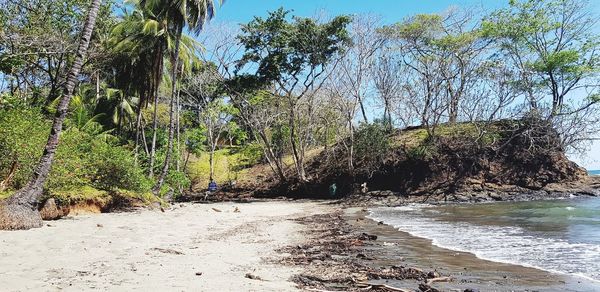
[1,0,599,229]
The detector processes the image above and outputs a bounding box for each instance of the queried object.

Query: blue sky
[207,0,600,170]
[214,0,505,24]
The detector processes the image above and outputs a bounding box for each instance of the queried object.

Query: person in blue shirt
[208,179,217,192]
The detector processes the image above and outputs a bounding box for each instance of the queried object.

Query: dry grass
[187,148,252,190]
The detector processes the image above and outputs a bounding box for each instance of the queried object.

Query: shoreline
[281,204,600,291]
[364,206,600,287]
[2,197,599,291]
[354,208,600,291]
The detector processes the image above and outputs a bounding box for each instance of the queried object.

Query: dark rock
[358,233,377,240]
[39,198,65,220]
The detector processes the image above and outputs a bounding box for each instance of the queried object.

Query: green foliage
[354,122,390,163]
[482,0,600,114]
[0,106,150,196]
[46,186,110,205]
[187,148,256,188]
[407,143,438,161]
[0,106,49,189]
[91,140,153,192]
[165,170,191,195]
[185,127,207,156]
[237,8,351,84]
[48,127,152,193]
[237,142,264,168]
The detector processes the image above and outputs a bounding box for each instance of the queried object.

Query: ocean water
[368,197,600,282]
[589,170,600,176]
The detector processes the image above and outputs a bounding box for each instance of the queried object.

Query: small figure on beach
[204,179,218,200]
[361,182,368,194]
[208,180,218,192]
[329,183,337,197]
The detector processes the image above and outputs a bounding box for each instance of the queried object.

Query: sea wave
[367,206,600,282]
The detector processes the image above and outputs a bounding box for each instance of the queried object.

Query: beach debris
[419,283,441,292]
[358,233,377,240]
[244,273,264,281]
[195,272,203,276]
[150,247,184,255]
[233,206,240,213]
[356,253,374,260]
[356,283,412,292]
[426,276,452,285]
[96,223,103,228]
[212,208,222,212]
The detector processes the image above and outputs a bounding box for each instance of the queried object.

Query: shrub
[91,139,153,192]
[354,122,390,162]
[0,107,49,189]
[0,107,152,198]
[48,127,152,193]
[353,122,391,176]
[237,142,264,168]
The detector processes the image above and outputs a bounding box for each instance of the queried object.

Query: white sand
[0,201,330,291]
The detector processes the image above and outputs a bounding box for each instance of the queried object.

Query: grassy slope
[187,148,252,190]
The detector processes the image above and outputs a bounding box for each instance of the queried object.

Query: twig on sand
[150,248,184,255]
[426,276,452,286]
[357,283,412,292]
[245,273,264,281]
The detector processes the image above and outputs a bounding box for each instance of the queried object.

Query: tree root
[0,200,43,230]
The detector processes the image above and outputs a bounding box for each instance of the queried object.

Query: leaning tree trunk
[0,0,102,230]
[153,26,183,194]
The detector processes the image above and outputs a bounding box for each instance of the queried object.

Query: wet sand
[346,208,600,291]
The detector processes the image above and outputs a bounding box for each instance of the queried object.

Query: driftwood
[426,276,452,286]
[245,273,264,281]
[357,283,412,292]
[150,248,184,255]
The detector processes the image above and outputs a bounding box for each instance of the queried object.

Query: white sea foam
[367,206,600,282]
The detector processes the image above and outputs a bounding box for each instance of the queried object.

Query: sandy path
[0,201,330,291]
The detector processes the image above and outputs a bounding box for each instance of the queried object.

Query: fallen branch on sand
[150,248,184,255]
[426,276,452,286]
[245,273,264,281]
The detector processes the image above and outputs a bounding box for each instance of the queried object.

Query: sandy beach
[0,201,332,291]
[2,200,599,292]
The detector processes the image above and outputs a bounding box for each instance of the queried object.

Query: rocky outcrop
[298,119,593,201]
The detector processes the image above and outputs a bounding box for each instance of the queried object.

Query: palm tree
[109,8,168,173]
[0,0,104,230]
[141,0,222,194]
[110,4,203,177]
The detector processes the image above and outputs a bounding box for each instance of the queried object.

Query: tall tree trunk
[148,47,163,178]
[209,145,215,181]
[149,94,158,178]
[95,72,100,101]
[175,80,181,172]
[0,0,102,230]
[153,26,183,194]
[288,103,306,181]
[357,94,368,123]
[134,102,143,165]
